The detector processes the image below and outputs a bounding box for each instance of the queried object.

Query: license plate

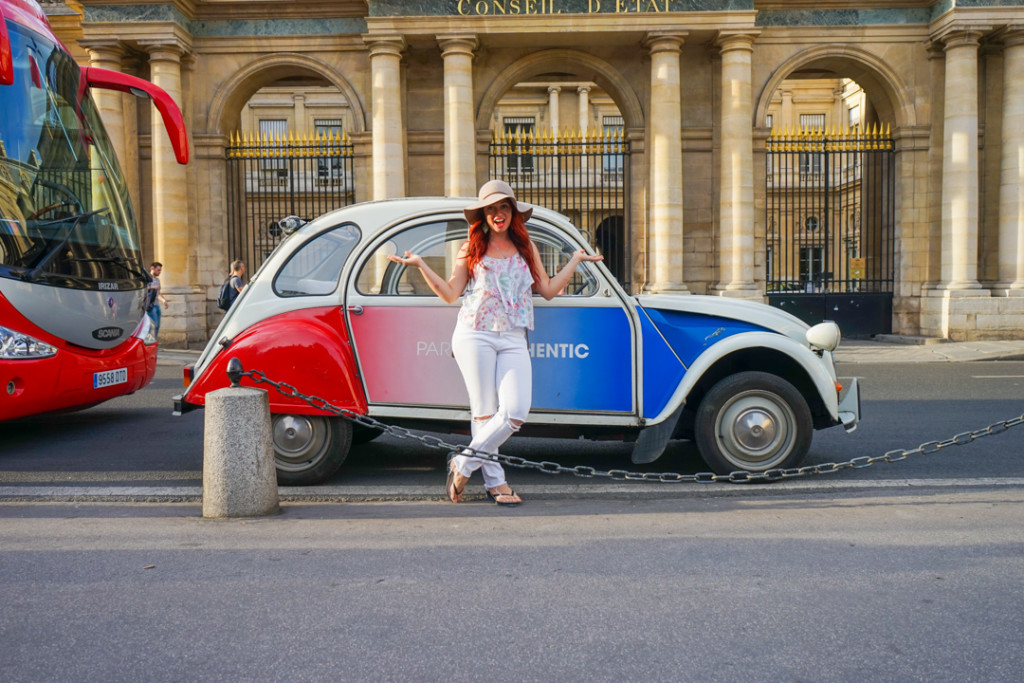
[94,368,128,389]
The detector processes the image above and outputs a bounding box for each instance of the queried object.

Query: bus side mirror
[0,7,14,86]
[80,67,190,165]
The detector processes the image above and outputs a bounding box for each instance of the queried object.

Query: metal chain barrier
[242,368,1024,484]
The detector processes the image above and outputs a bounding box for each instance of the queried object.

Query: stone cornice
[365,12,758,38]
[77,0,368,21]
[81,20,194,53]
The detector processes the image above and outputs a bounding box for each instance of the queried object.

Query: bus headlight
[135,315,158,346]
[0,325,59,359]
[806,321,842,352]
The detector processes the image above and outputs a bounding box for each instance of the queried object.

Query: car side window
[356,220,466,295]
[530,226,599,297]
[356,219,599,297]
[272,223,360,297]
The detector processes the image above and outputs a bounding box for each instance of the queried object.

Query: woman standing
[387,180,602,505]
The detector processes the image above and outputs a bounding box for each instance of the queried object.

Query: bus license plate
[94,368,128,389]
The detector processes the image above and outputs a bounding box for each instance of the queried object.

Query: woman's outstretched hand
[386,251,424,268]
[573,249,604,263]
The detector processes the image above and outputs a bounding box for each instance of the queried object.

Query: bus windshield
[0,17,143,289]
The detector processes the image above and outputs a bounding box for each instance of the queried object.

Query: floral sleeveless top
[458,253,535,331]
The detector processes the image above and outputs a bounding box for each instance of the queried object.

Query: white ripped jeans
[450,325,532,489]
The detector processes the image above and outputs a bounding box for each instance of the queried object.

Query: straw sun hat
[463,179,534,225]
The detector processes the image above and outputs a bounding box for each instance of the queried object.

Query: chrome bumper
[837,377,861,433]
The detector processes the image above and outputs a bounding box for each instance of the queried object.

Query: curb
[3,478,1024,504]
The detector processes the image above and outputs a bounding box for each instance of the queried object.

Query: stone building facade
[40,0,1024,345]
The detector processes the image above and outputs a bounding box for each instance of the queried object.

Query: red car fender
[186,307,367,416]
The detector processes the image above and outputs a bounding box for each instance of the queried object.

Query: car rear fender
[648,331,840,428]
[182,308,367,416]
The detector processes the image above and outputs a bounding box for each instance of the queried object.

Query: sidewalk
[158,336,1024,367]
[835,335,1024,363]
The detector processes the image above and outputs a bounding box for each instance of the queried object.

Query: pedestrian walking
[147,262,168,336]
[217,260,246,310]
[387,180,602,505]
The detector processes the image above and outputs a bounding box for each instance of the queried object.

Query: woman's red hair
[465,210,542,286]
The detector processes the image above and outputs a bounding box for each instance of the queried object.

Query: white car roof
[296,196,581,244]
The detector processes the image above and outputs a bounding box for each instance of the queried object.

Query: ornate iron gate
[489,128,631,290]
[765,125,896,336]
[225,131,355,272]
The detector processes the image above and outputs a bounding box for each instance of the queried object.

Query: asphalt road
[1,360,1023,497]
[1,491,1023,681]
[2,361,1023,681]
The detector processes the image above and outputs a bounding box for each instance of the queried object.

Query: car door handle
[346,305,363,315]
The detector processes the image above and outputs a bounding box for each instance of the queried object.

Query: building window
[800,113,826,131]
[799,114,825,176]
[848,104,860,130]
[602,115,624,176]
[259,118,287,172]
[805,216,819,232]
[765,114,774,130]
[315,118,343,184]
[800,246,825,291]
[503,116,534,174]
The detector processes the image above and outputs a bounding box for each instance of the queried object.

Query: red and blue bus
[0,0,188,420]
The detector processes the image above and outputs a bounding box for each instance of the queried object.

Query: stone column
[293,94,306,130]
[144,43,190,289]
[780,89,793,128]
[83,43,128,172]
[365,36,407,200]
[715,31,760,297]
[939,30,985,291]
[81,41,140,227]
[577,85,590,134]
[137,41,199,347]
[997,28,1024,293]
[548,86,561,138]
[438,35,478,198]
[645,33,688,294]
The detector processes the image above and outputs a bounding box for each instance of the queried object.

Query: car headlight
[135,315,158,346]
[0,325,59,359]
[806,321,842,352]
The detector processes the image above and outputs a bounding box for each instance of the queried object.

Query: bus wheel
[272,414,351,485]
[694,371,812,476]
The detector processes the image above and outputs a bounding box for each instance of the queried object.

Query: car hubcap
[272,415,328,470]
[716,391,796,468]
[733,407,778,451]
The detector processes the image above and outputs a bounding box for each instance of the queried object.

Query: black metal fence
[765,125,895,335]
[225,131,355,273]
[489,128,630,290]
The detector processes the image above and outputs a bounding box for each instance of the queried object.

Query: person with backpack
[217,260,246,311]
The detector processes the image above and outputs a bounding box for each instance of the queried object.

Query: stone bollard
[202,360,280,518]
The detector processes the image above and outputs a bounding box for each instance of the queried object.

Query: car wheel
[272,414,352,485]
[694,371,812,475]
[351,422,383,445]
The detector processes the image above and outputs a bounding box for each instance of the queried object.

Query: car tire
[351,422,383,445]
[272,414,352,485]
[694,371,812,475]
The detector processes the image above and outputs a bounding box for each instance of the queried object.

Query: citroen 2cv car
[175,198,860,485]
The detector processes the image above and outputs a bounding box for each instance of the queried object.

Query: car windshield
[0,18,141,288]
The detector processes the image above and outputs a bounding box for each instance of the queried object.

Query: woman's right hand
[386,251,424,269]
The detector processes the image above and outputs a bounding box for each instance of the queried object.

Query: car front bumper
[837,377,861,432]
